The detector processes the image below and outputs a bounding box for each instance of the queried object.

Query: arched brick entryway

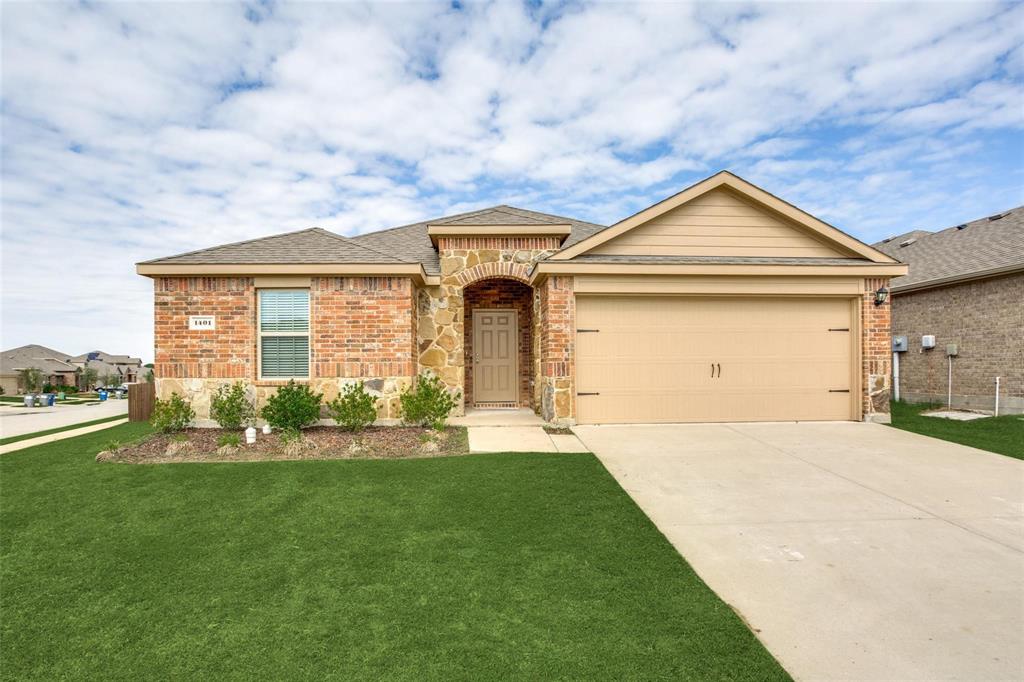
[463,277,534,408]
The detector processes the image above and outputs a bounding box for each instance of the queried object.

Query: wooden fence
[128,382,155,422]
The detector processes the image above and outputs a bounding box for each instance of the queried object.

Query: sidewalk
[0,418,128,455]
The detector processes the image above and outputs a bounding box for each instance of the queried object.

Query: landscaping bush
[209,382,255,430]
[260,380,322,431]
[18,368,43,394]
[150,393,195,433]
[400,373,459,431]
[217,432,242,448]
[326,382,379,432]
[61,385,78,394]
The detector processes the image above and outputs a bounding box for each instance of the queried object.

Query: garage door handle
[828,389,850,393]
[577,392,600,396]
[577,329,600,333]
[717,363,721,378]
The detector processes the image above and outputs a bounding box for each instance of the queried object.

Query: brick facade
[154,277,255,380]
[153,276,414,422]
[310,277,414,380]
[861,277,893,420]
[890,272,1023,414]
[537,276,575,423]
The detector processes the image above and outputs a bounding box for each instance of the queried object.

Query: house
[67,351,144,385]
[0,344,78,394]
[137,171,906,425]
[873,206,1023,414]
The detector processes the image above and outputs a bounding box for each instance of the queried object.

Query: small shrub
[260,380,323,431]
[60,385,78,394]
[102,439,122,453]
[210,382,255,430]
[217,432,242,448]
[326,382,379,432]
[150,393,195,433]
[279,428,302,444]
[400,373,459,431]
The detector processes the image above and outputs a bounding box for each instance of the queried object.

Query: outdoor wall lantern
[874,286,889,306]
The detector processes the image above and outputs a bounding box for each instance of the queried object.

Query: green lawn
[0,424,788,680]
[890,401,1024,460]
[0,414,127,445]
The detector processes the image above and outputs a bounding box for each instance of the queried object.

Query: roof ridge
[350,206,507,238]
[308,227,412,263]
[138,226,325,265]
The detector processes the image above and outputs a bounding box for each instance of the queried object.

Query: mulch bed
[98,426,470,464]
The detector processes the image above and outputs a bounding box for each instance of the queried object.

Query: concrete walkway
[0,400,128,438]
[0,418,128,455]
[467,426,588,453]
[576,421,1024,681]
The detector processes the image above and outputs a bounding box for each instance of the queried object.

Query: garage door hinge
[576,392,600,396]
[577,328,600,333]
[828,327,850,332]
[828,389,851,393]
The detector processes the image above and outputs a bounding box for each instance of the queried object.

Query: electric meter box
[893,336,908,352]
[922,335,936,349]
[946,343,958,356]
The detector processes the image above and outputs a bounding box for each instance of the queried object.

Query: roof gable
[554,171,897,264]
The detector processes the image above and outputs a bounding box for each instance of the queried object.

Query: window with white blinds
[258,289,310,378]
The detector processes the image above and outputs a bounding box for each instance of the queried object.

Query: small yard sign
[189,315,216,330]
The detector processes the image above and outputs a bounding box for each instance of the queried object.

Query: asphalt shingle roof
[142,228,412,265]
[872,206,1024,290]
[0,344,77,375]
[143,207,607,273]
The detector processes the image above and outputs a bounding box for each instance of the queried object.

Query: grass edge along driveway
[1,423,789,681]
[889,401,1024,460]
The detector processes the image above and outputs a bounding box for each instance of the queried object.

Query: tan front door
[473,309,518,404]
[576,296,856,424]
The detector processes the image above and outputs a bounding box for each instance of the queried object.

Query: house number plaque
[188,315,216,330]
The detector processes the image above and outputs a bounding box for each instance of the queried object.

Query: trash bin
[24,395,33,408]
[58,392,66,401]
[98,390,108,401]
[47,394,56,406]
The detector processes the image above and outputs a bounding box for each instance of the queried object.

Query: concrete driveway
[574,422,1024,681]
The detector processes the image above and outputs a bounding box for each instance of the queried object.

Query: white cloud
[1,1,1022,360]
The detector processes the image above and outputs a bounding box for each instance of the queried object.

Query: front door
[472,309,518,404]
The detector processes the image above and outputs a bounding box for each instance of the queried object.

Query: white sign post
[189,315,216,330]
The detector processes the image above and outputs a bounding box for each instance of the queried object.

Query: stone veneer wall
[890,272,1023,414]
[154,276,414,423]
[417,236,561,415]
[463,279,533,405]
[861,276,893,421]
[537,276,575,423]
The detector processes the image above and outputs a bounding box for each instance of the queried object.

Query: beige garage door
[576,296,856,424]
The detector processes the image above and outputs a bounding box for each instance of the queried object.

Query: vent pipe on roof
[987,213,1007,221]
[899,238,917,247]
[955,224,967,230]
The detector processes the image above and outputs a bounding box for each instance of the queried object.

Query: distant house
[873,207,1023,414]
[67,351,144,385]
[0,345,78,394]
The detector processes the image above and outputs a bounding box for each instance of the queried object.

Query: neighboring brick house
[67,351,144,385]
[0,344,78,394]
[874,207,1024,414]
[138,171,905,425]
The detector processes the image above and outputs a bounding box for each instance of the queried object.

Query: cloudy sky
[2,1,1022,361]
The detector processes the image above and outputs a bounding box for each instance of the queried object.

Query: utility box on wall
[946,343,958,356]
[921,335,936,349]
[893,335,908,352]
